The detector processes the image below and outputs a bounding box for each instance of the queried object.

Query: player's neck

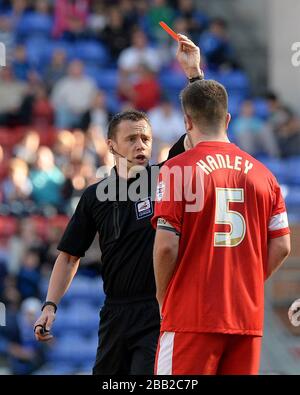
[189,130,230,147]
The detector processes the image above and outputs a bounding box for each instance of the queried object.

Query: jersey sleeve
[151,163,184,234]
[268,181,290,239]
[57,189,97,257]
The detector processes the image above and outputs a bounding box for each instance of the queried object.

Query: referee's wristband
[41,301,57,313]
[188,70,205,83]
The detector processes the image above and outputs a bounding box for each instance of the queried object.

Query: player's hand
[34,306,56,342]
[176,34,202,79]
[288,299,300,327]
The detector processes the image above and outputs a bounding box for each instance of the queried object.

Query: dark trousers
[93,297,160,375]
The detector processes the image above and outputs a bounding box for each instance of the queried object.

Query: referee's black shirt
[57,135,185,300]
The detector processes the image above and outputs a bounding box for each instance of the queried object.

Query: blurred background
[0,0,299,375]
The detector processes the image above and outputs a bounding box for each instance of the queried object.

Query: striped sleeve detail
[157,218,180,236]
[268,212,290,239]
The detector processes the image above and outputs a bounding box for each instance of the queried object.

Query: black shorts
[92,297,160,375]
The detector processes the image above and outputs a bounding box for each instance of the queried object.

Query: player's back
[159,141,289,335]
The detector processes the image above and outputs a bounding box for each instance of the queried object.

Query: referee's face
[114,119,152,168]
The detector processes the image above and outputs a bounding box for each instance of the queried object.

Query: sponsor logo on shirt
[135,197,153,220]
[156,181,165,202]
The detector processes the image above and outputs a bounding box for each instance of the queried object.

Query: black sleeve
[167,134,186,160]
[57,190,97,257]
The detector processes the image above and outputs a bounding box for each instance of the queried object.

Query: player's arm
[34,251,80,342]
[153,219,180,312]
[266,234,291,279]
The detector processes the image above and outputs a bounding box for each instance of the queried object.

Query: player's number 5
[214,188,246,247]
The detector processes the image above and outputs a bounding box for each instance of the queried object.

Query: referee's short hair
[107,110,151,140]
[180,80,228,131]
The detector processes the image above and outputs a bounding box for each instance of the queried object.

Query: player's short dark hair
[107,110,151,140]
[180,80,228,131]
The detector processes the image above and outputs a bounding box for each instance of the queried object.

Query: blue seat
[285,186,300,207]
[159,72,186,90]
[16,13,53,38]
[286,157,300,185]
[260,158,288,184]
[253,98,270,120]
[218,70,249,95]
[25,37,51,68]
[228,94,244,119]
[47,334,98,365]
[74,41,109,65]
[53,302,99,337]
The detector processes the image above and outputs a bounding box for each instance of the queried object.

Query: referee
[34,34,203,375]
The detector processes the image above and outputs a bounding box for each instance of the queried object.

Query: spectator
[0,15,15,63]
[30,146,65,207]
[80,90,111,132]
[276,109,300,158]
[51,60,97,129]
[118,63,160,112]
[0,297,46,374]
[7,218,44,276]
[232,100,280,157]
[199,17,234,70]
[176,0,208,40]
[44,49,68,92]
[0,66,28,126]
[87,1,107,37]
[118,28,163,74]
[17,248,41,300]
[53,0,89,39]
[100,7,130,62]
[14,130,40,166]
[1,158,32,208]
[148,96,184,144]
[11,44,30,81]
[146,0,175,42]
[53,129,76,168]
[31,83,54,127]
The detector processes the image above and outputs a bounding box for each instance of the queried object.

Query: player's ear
[183,113,193,132]
[225,113,231,130]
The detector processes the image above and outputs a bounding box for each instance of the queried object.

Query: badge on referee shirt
[135,197,153,220]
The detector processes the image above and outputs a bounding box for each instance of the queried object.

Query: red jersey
[152,141,290,336]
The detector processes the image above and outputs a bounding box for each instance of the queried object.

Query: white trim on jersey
[156,332,175,375]
[268,212,289,232]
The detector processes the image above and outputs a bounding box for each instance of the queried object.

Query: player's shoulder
[162,148,195,168]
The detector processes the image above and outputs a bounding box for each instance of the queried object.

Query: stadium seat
[218,70,250,95]
[25,37,51,69]
[74,41,109,66]
[16,13,53,39]
[0,216,18,238]
[158,72,186,90]
[286,157,300,185]
[47,334,98,365]
[260,157,288,184]
[253,98,270,119]
[285,186,300,207]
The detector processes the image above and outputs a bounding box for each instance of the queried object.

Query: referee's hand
[176,34,201,79]
[34,305,56,342]
[288,299,300,327]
